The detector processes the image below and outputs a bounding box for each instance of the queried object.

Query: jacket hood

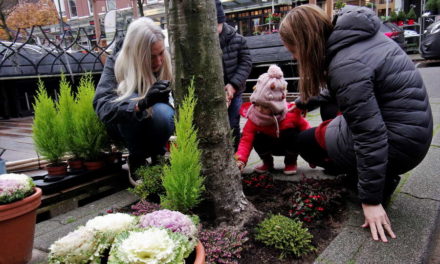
[219,23,236,46]
[327,6,381,60]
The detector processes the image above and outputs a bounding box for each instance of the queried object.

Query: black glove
[294,96,322,112]
[137,80,171,111]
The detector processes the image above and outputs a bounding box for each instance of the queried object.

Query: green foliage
[407,8,417,20]
[161,79,204,213]
[426,0,439,12]
[72,73,107,161]
[32,79,66,164]
[334,0,346,10]
[366,2,375,8]
[56,73,82,159]
[389,11,398,22]
[129,164,165,200]
[255,214,316,258]
[397,10,406,21]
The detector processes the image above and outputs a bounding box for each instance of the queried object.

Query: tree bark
[165,0,260,227]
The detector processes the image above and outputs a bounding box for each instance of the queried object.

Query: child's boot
[254,155,274,173]
[283,154,298,175]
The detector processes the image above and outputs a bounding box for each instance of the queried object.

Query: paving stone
[402,147,440,201]
[34,190,138,252]
[29,249,48,264]
[318,194,440,264]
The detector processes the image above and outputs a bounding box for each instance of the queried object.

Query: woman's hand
[361,203,396,242]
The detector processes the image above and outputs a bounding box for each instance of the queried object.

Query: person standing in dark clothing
[280,5,433,243]
[216,0,252,149]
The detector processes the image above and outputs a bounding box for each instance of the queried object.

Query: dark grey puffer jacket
[219,23,252,95]
[324,6,433,204]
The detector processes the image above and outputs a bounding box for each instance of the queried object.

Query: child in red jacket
[235,65,310,174]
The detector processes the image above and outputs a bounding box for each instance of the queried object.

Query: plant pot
[0,187,42,264]
[68,158,83,170]
[84,160,105,171]
[408,19,415,25]
[185,241,206,264]
[46,162,68,176]
[194,241,206,264]
[397,20,404,26]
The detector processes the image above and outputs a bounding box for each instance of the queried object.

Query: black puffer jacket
[219,23,252,95]
[324,6,433,204]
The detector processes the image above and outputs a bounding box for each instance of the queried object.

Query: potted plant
[425,0,439,14]
[0,173,42,264]
[48,210,205,263]
[33,79,67,179]
[334,0,346,11]
[407,8,417,25]
[397,10,406,26]
[57,74,84,171]
[389,11,398,24]
[73,73,108,170]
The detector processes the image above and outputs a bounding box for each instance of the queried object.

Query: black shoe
[127,155,147,186]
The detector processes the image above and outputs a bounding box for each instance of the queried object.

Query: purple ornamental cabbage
[139,209,197,238]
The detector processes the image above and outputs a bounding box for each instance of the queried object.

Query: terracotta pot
[68,159,83,170]
[84,160,105,171]
[0,188,42,264]
[194,241,206,264]
[46,162,68,176]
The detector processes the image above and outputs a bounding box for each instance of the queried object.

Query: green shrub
[334,0,346,10]
[255,214,316,258]
[56,73,82,159]
[161,79,204,213]
[407,8,417,20]
[129,164,165,200]
[32,79,66,164]
[397,10,406,21]
[389,11,398,22]
[426,0,437,11]
[73,73,107,161]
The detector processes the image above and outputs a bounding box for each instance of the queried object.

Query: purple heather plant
[130,200,161,216]
[199,227,249,264]
[139,209,198,238]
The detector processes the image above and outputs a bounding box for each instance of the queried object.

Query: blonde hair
[114,17,172,101]
[279,5,333,102]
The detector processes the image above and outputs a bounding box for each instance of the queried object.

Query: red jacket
[236,108,310,164]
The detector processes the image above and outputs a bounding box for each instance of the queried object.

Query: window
[68,0,77,17]
[107,0,116,11]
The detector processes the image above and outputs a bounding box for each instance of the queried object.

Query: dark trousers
[254,128,300,165]
[296,102,400,203]
[228,95,242,150]
[107,103,175,162]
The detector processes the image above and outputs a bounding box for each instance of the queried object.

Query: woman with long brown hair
[280,5,432,242]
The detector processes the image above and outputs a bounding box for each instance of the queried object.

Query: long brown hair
[279,5,333,102]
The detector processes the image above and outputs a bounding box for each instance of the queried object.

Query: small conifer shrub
[73,73,107,161]
[56,73,82,159]
[161,79,204,212]
[32,79,66,164]
[255,214,315,258]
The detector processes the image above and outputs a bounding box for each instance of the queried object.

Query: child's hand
[236,160,245,172]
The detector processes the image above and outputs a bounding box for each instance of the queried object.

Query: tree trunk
[165,0,260,227]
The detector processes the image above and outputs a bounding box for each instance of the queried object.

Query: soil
[236,173,348,264]
[121,172,349,264]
